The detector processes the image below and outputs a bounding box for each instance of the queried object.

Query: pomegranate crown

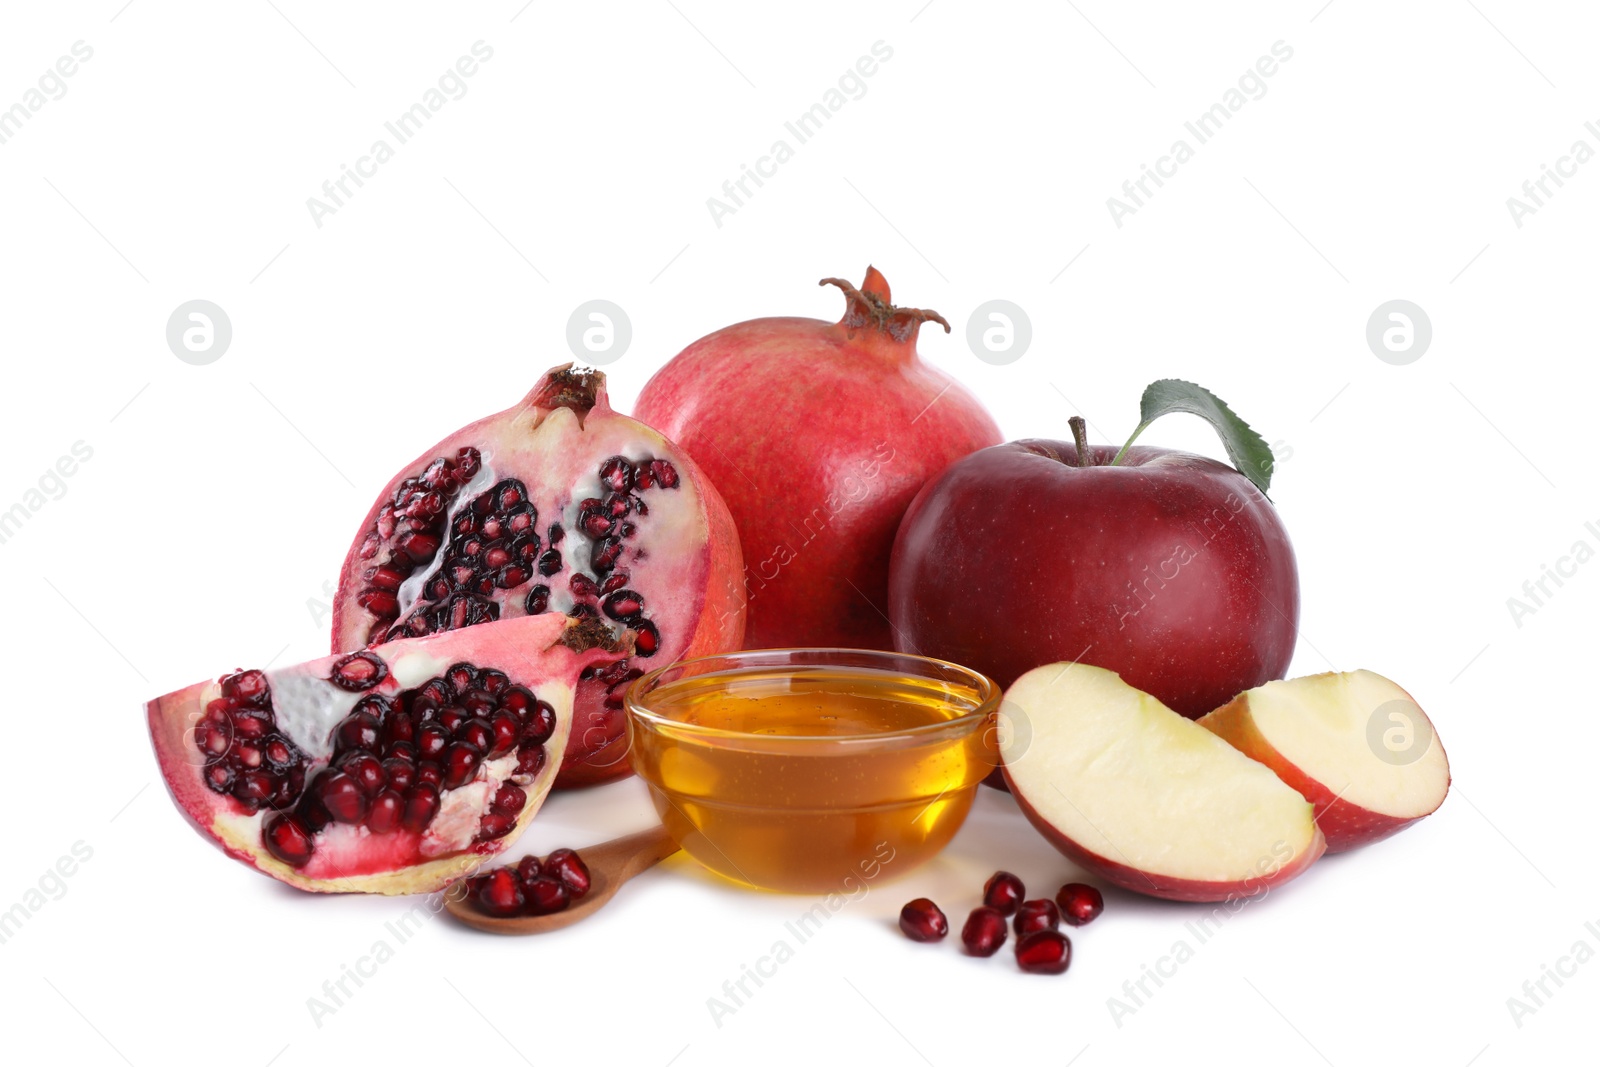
[820,266,950,345]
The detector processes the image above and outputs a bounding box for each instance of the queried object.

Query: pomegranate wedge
[330,363,745,788]
[147,615,621,894]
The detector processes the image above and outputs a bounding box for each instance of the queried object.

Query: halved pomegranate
[148,614,621,894]
[329,364,745,788]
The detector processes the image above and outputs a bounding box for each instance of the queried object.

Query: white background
[0,2,1592,1064]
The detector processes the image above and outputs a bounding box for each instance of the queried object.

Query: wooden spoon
[444,825,679,935]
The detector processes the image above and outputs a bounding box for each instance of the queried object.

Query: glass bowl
[625,648,1000,894]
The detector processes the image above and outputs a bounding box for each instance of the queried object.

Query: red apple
[1198,670,1451,852]
[1001,663,1324,902]
[888,433,1298,720]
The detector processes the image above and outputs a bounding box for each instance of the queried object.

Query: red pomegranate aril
[899,898,948,942]
[1014,899,1061,936]
[416,724,450,761]
[316,772,369,824]
[633,620,660,656]
[543,848,590,898]
[401,785,441,833]
[983,871,1025,916]
[443,743,483,789]
[601,590,645,620]
[415,761,443,789]
[204,763,235,792]
[367,790,403,834]
[264,814,314,868]
[492,783,527,816]
[232,770,274,807]
[333,712,381,754]
[330,651,389,691]
[339,752,387,796]
[513,744,546,780]
[600,573,629,595]
[1015,929,1072,974]
[525,876,570,915]
[457,718,494,753]
[476,813,516,842]
[381,758,416,792]
[524,585,551,615]
[473,868,525,917]
[233,712,270,739]
[570,573,599,598]
[515,855,542,888]
[234,741,263,769]
[437,707,467,734]
[222,669,269,703]
[446,663,476,694]
[521,702,557,746]
[1056,883,1104,927]
[487,712,520,758]
[961,906,1008,957]
[380,710,415,750]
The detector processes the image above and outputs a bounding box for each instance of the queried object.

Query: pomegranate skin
[635,268,1002,650]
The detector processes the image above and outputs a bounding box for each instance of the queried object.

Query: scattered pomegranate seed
[472,868,525,918]
[1015,929,1072,974]
[525,876,570,915]
[544,848,591,899]
[899,898,949,942]
[1014,899,1060,937]
[960,906,1008,957]
[1055,883,1104,927]
[982,871,1025,916]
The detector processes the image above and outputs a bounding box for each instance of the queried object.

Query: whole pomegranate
[147,614,616,894]
[329,364,745,788]
[635,268,1002,650]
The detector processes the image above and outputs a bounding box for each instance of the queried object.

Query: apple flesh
[888,440,1299,720]
[1198,670,1450,852]
[1001,663,1324,902]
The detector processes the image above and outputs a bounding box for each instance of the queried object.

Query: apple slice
[1198,670,1450,853]
[1001,663,1324,903]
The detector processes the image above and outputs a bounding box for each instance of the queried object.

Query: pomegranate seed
[380,709,415,750]
[443,743,483,789]
[983,871,1025,916]
[366,790,403,833]
[416,724,450,760]
[329,651,389,691]
[650,460,679,489]
[333,712,381,754]
[601,590,645,620]
[205,763,236,793]
[524,585,551,615]
[599,456,634,493]
[478,711,515,756]
[476,813,517,841]
[232,770,274,807]
[515,855,542,887]
[415,761,443,789]
[381,758,415,792]
[633,620,661,657]
[401,785,440,832]
[369,566,406,592]
[537,549,563,576]
[570,573,599,598]
[397,531,440,562]
[457,718,494,753]
[1015,930,1072,974]
[513,744,546,780]
[547,523,564,545]
[222,669,269,703]
[438,707,467,734]
[473,868,525,917]
[456,447,481,479]
[961,906,1008,957]
[445,663,476,694]
[234,740,263,769]
[491,783,527,815]
[525,876,571,915]
[339,752,387,796]
[521,702,557,745]
[1056,883,1104,927]
[264,814,314,867]
[899,898,948,942]
[600,572,629,594]
[544,848,590,898]
[1014,899,1060,936]
[316,772,369,824]
[233,711,270,739]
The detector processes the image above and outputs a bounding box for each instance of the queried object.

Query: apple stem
[1110,419,1152,467]
[1069,416,1090,467]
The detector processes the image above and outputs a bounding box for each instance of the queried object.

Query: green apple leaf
[1111,379,1277,494]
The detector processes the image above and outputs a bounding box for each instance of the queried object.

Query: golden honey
[628,660,998,894]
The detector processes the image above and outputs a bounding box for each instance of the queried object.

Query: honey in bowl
[627,651,1000,894]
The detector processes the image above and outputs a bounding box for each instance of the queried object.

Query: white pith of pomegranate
[147,614,621,894]
[634,267,1002,651]
[329,364,745,788]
